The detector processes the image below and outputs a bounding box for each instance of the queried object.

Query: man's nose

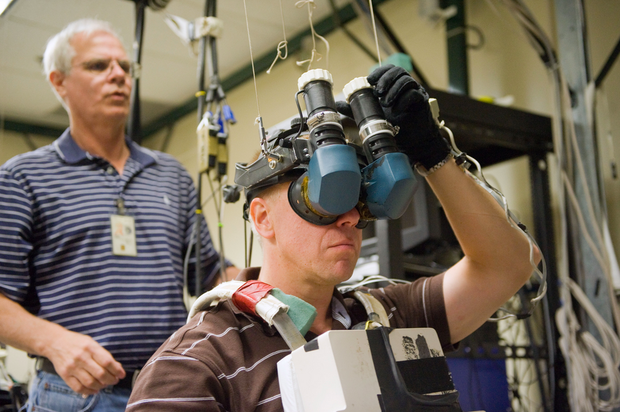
[336,206,361,227]
[109,60,128,82]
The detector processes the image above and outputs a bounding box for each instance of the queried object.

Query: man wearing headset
[127,65,540,411]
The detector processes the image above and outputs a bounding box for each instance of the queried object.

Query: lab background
[1,0,620,411]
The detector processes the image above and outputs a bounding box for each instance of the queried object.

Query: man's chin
[104,108,130,121]
[331,263,356,283]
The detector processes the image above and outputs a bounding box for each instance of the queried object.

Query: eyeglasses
[77,58,138,77]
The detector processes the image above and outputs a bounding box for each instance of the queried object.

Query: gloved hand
[336,64,451,171]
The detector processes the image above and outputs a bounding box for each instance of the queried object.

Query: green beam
[2,119,66,138]
[441,0,469,95]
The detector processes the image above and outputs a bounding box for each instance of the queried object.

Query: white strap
[186,280,307,351]
[187,280,245,322]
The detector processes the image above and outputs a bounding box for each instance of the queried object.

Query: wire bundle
[490,0,620,410]
[557,278,620,411]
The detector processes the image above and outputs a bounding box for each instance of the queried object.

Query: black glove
[337,64,450,170]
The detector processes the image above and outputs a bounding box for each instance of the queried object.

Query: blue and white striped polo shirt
[0,129,223,370]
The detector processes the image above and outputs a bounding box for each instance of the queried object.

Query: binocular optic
[234,69,417,228]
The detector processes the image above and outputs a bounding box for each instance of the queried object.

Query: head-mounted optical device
[233,69,418,228]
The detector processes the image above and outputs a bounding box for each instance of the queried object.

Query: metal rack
[371,88,561,411]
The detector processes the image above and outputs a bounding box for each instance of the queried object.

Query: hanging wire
[267,0,289,74]
[367,0,382,66]
[205,174,229,284]
[242,0,262,119]
[295,0,330,70]
[242,0,270,157]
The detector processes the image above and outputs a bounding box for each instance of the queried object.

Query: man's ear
[49,70,67,99]
[249,197,275,240]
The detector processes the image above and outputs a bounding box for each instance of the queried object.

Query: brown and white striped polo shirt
[127,268,449,412]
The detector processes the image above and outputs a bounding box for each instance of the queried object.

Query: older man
[126,65,540,411]
[0,19,235,411]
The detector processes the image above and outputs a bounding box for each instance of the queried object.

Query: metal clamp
[306,111,342,130]
[359,119,396,142]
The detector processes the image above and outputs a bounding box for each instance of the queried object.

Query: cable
[0,358,11,392]
[242,0,262,120]
[243,219,249,268]
[351,0,430,88]
[327,0,378,62]
[339,274,410,292]
[181,176,229,309]
[266,0,289,74]
[557,278,620,411]
[248,228,254,268]
[492,1,620,410]
[294,0,330,70]
[205,173,230,284]
[367,0,382,67]
[182,221,198,310]
[218,182,227,283]
[438,121,548,322]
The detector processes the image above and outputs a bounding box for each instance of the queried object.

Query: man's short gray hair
[42,18,123,77]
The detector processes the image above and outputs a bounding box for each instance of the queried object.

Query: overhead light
[0,0,18,17]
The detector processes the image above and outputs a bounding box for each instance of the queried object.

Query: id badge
[110,214,137,256]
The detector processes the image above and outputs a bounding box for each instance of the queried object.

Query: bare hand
[45,330,125,395]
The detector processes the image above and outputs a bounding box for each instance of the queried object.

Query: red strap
[232,280,274,315]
